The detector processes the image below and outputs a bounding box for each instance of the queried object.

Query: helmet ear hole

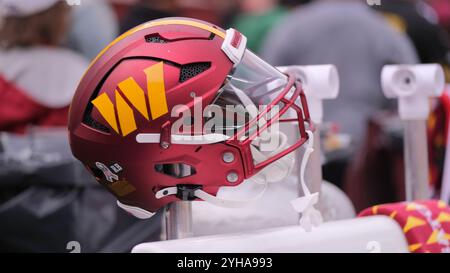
[155,163,197,178]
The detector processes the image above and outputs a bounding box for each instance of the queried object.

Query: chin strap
[193,182,269,208]
[155,174,271,209]
[290,130,323,232]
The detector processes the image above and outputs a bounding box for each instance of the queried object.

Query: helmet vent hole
[145,34,168,43]
[195,146,202,153]
[179,62,211,83]
[155,163,196,178]
[82,112,110,133]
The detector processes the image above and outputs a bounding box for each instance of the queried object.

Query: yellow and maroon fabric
[428,92,450,197]
[359,200,450,253]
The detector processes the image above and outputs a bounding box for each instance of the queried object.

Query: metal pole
[403,120,430,201]
[164,163,194,240]
[165,201,193,240]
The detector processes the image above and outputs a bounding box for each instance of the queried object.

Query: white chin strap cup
[381,64,445,120]
[250,131,295,184]
[290,130,323,232]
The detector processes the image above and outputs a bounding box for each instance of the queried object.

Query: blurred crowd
[1,0,449,145]
[1,0,450,252]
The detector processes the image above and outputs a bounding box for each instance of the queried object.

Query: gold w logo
[91,62,168,136]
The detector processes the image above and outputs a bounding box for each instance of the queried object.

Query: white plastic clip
[290,130,323,232]
[221,28,247,67]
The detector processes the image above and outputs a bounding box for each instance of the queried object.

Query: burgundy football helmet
[69,17,311,218]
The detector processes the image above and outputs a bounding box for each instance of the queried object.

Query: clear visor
[214,50,288,106]
[206,50,292,136]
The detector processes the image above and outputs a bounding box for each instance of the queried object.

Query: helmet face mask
[69,18,311,217]
[223,63,310,171]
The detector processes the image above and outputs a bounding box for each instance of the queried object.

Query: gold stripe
[116,91,137,136]
[118,77,149,120]
[91,93,119,134]
[145,62,168,119]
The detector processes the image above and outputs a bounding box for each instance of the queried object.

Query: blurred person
[373,0,450,65]
[280,0,313,8]
[66,0,119,60]
[120,0,177,33]
[424,1,450,201]
[428,0,450,28]
[232,0,287,53]
[428,0,450,80]
[374,1,450,201]
[176,0,236,26]
[261,0,418,153]
[0,0,88,133]
[0,1,162,252]
[261,0,418,194]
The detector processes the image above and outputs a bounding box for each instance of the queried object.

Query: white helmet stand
[134,64,444,253]
[277,65,339,194]
[277,65,355,223]
[381,64,445,200]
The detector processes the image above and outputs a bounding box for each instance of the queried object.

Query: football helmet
[69,17,311,218]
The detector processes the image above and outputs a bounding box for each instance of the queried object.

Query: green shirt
[233,7,287,54]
